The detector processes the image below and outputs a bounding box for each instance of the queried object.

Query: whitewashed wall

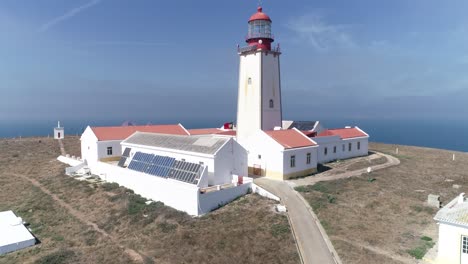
[92,162,200,215]
[80,127,98,165]
[97,140,122,160]
[313,136,369,164]
[437,223,468,264]
[89,162,251,216]
[198,180,252,215]
[237,52,262,145]
[261,52,282,131]
[213,140,248,186]
[244,130,284,174]
[314,135,342,163]
[54,128,64,139]
[282,146,318,175]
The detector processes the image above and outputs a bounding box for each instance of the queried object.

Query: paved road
[255,178,339,264]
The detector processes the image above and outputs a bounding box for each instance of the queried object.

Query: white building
[80,124,188,165]
[234,7,369,180]
[121,132,248,186]
[435,193,468,264]
[0,211,36,255]
[312,127,369,164]
[244,128,318,180]
[54,121,64,139]
[87,133,250,215]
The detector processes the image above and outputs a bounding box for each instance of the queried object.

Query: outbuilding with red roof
[80,124,189,164]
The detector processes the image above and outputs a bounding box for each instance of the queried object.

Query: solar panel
[125,151,202,184]
[122,148,131,157]
[118,157,127,167]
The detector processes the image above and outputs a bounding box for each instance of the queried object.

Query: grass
[34,249,77,264]
[406,236,435,259]
[0,137,300,264]
[296,142,468,264]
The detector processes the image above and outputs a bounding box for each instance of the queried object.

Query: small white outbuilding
[0,211,36,255]
[435,193,468,264]
[54,121,64,139]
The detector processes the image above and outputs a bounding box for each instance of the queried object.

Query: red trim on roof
[249,6,272,22]
[317,128,368,139]
[265,129,316,149]
[91,125,189,141]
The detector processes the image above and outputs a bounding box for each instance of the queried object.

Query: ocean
[1,119,467,153]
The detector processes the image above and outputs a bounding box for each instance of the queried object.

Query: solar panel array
[127,152,202,184]
[118,147,132,167]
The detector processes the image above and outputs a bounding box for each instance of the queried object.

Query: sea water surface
[1,119,467,153]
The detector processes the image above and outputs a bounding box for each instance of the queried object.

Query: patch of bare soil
[298,142,468,264]
[0,137,299,264]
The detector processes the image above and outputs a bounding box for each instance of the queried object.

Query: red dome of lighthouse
[249,7,272,22]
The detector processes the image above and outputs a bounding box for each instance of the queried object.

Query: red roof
[249,7,272,22]
[265,129,316,149]
[91,124,188,141]
[317,128,367,139]
[187,128,236,136]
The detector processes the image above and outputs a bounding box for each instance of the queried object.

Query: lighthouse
[236,6,282,144]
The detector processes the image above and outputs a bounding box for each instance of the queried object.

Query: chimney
[458,193,465,204]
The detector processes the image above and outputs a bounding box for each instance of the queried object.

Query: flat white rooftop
[0,210,36,255]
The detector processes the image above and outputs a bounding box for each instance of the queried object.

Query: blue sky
[1,0,468,126]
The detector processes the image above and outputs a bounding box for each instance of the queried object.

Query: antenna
[258,0,262,7]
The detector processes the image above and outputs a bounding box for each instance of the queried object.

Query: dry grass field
[297,143,468,264]
[0,136,299,264]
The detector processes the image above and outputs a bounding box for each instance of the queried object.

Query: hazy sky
[1,0,468,125]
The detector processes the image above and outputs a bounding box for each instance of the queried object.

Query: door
[253,164,262,176]
[58,132,61,138]
[462,235,468,264]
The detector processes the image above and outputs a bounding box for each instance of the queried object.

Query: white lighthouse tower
[236,6,282,144]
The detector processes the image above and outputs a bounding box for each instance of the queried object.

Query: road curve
[254,178,340,264]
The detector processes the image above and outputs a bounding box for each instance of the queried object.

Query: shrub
[127,194,147,215]
[158,222,178,233]
[35,249,77,264]
[101,182,120,192]
[270,223,290,237]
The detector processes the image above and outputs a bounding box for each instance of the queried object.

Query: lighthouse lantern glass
[248,20,272,39]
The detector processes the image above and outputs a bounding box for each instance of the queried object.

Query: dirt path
[332,236,416,264]
[57,139,66,156]
[9,171,148,263]
[288,152,400,187]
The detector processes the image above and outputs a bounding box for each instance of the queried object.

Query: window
[324,147,328,155]
[306,153,311,164]
[269,99,274,108]
[248,77,252,85]
[290,155,296,168]
[258,154,262,159]
[462,236,468,254]
[358,141,361,150]
[348,143,352,152]
[333,146,337,153]
[107,147,113,156]
[342,144,345,152]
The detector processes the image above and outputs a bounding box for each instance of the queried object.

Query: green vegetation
[34,249,77,264]
[127,194,148,215]
[407,236,435,259]
[101,182,120,192]
[270,222,290,238]
[410,205,434,215]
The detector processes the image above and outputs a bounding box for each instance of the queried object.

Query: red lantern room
[246,6,274,51]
